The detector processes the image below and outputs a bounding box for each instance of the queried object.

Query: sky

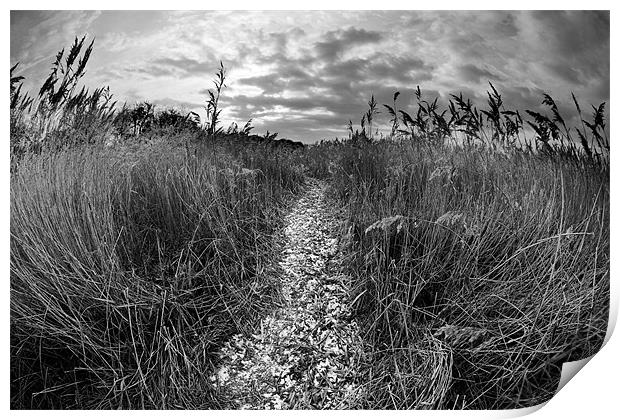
[10,10,610,143]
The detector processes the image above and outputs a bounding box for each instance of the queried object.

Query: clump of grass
[205,61,227,140]
[10,138,304,408]
[345,85,608,168]
[10,36,117,160]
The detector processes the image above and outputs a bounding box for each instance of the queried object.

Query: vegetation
[10,37,117,161]
[317,138,607,408]
[10,38,305,409]
[10,36,609,409]
[306,86,608,408]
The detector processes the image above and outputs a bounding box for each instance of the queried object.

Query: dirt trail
[211,179,366,409]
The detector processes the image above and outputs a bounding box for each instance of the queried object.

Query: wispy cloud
[459,64,504,84]
[151,56,216,76]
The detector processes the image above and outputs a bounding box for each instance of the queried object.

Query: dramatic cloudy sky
[10,10,609,143]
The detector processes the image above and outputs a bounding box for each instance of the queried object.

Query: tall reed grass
[10,138,304,408]
[309,137,608,408]
[10,37,118,161]
[10,33,608,410]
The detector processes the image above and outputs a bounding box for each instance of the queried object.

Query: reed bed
[309,136,608,408]
[10,139,304,408]
[10,35,609,410]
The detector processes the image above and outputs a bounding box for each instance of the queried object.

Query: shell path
[211,179,366,409]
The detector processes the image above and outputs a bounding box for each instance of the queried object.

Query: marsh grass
[310,137,608,408]
[10,138,304,408]
[346,85,608,170]
[10,34,609,410]
[10,37,118,161]
[10,37,309,408]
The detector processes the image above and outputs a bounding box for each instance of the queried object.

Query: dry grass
[10,35,609,410]
[309,136,608,409]
[10,139,304,408]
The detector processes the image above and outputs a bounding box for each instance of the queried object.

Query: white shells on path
[211,179,366,409]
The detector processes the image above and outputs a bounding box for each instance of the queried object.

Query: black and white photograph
[8,4,612,411]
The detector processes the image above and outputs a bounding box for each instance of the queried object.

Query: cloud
[459,64,504,84]
[366,56,435,84]
[544,62,582,85]
[493,13,520,38]
[11,11,101,67]
[265,27,306,55]
[237,75,286,94]
[151,56,216,77]
[314,27,384,60]
[531,11,609,85]
[10,11,609,143]
[237,64,316,94]
[98,32,131,52]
